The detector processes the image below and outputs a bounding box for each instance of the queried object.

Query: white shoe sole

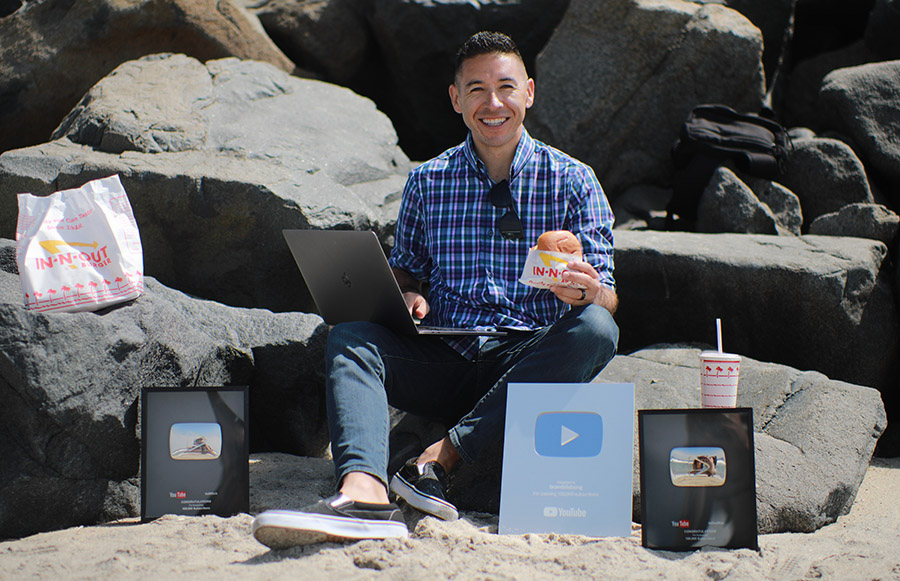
[252,510,408,550]
[390,475,459,521]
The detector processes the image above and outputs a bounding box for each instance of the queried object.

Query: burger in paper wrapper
[519,230,587,289]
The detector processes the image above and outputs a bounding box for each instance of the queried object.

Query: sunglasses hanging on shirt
[489,180,524,240]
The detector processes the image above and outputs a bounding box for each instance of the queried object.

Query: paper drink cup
[699,351,741,408]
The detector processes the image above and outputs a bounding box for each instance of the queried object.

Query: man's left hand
[551,260,618,314]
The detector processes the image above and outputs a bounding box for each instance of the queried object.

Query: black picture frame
[141,387,249,522]
[638,407,758,551]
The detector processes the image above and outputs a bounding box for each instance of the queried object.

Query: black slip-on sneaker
[251,493,408,549]
[389,458,459,521]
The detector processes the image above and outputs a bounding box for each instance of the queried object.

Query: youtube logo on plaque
[534,411,603,457]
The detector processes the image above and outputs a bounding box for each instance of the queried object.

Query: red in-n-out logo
[672,520,690,528]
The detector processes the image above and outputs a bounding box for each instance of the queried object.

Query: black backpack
[667,104,792,227]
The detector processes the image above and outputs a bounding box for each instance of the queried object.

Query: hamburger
[535,230,582,257]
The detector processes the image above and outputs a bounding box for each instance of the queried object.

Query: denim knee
[325,321,382,363]
[575,305,620,373]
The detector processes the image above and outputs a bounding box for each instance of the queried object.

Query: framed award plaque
[638,408,758,551]
[141,387,249,521]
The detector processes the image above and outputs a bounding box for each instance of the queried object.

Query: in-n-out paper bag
[518,248,586,290]
[15,174,144,313]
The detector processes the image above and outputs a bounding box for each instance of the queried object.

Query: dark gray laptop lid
[282,229,419,335]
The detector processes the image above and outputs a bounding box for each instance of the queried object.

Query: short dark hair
[454,31,524,81]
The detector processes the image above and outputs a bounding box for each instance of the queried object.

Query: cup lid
[699,350,741,361]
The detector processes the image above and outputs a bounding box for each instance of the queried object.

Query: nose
[487,90,503,108]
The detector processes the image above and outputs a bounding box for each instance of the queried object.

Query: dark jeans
[324,304,619,487]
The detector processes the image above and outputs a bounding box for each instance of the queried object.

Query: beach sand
[2,454,898,580]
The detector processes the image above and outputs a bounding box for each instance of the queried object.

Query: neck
[473,132,522,183]
[475,147,514,183]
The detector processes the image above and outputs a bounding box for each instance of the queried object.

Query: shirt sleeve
[388,172,431,282]
[566,164,616,290]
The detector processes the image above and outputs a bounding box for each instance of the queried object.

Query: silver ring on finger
[578,288,586,301]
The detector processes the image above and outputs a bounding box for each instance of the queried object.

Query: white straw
[716,318,723,352]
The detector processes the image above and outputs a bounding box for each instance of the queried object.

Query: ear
[449,83,462,114]
[525,77,535,109]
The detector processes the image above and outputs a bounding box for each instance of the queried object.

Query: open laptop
[283,229,506,336]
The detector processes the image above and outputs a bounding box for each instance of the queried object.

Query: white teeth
[481,118,505,126]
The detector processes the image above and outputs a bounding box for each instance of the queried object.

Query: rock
[864,0,900,61]
[0,238,330,539]
[720,0,798,90]
[529,0,765,199]
[696,167,781,235]
[0,0,295,155]
[817,61,900,196]
[247,0,370,84]
[447,345,886,534]
[809,203,900,247]
[749,179,804,235]
[775,137,873,227]
[0,54,410,313]
[613,230,899,396]
[783,40,869,129]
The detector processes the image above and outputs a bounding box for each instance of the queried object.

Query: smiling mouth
[480,117,507,127]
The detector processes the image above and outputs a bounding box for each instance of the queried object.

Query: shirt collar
[462,129,537,183]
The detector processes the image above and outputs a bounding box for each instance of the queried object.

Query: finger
[413,296,430,319]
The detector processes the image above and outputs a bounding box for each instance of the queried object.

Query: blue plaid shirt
[389,130,615,359]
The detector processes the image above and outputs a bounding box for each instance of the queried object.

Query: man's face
[449,52,535,157]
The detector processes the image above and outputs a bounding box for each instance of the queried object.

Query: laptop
[282,229,506,336]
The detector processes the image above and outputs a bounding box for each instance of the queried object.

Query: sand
[1,454,898,580]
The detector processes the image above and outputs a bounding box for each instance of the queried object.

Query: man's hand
[402,291,430,320]
[392,267,430,320]
[551,260,618,314]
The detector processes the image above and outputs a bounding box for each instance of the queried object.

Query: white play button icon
[560,425,580,447]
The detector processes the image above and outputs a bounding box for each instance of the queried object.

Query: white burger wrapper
[518,248,586,289]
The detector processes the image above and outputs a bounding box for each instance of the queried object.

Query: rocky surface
[0,240,330,539]
[0,54,409,313]
[2,0,900,540]
[0,0,295,155]
[613,230,899,396]
[528,0,765,198]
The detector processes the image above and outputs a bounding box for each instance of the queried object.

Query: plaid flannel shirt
[389,130,615,359]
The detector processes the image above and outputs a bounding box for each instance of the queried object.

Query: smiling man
[252,31,619,550]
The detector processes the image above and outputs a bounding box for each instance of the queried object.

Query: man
[252,31,619,549]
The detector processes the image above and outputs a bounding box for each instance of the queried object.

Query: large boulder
[0,239,329,539]
[447,345,886,534]
[613,230,899,397]
[721,0,798,90]
[247,0,370,84]
[0,54,410,313]
[864,0,900,61]
[817,60,900,198]
[528,0,766,199]
[783,40,870,129]
[0,0,295,155]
